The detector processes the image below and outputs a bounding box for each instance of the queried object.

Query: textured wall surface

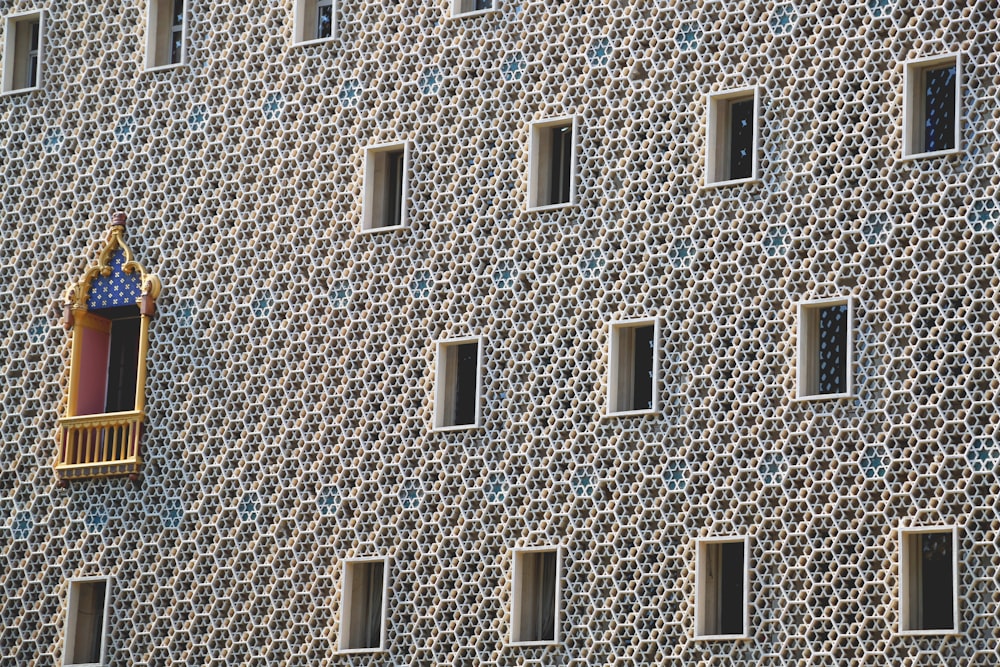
[1,0,998,665]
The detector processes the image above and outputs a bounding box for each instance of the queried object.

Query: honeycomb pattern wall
[0,0,998,665]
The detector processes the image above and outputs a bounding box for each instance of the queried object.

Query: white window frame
[64,575,111,667]
[796,296,854,401]
[902,53,962,159]
[606,317,660,417]
[2,10,44,95]
[361,141,410,233]
[432,335,483,431]
[338,557,390,654]
[450,0,496,18]
[694,536,750,640]
[527,116,578,212]
[145,0,187,71]
[510,546,562,647]
[898,525,960,636]
[293,0,338,46]
[705,86,760,187]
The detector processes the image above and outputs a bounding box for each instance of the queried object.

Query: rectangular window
[146,0,186,69]
[695,538,748,639]
[511,548,560,645]
[294,0,337,44]
[903,54,961,157]
[340,559,388,652]
[2,12,43,93]
[900,528,958,634]
[64,577,110,666]
[362,143,408,232]
[797,298,853,400]
[453,0,494,17]
[608,319,658,416]
[434,337,482,430]
[528,117,577,210]
[706,87,759,185]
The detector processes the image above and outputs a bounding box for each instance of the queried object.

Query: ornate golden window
[56,213,161,483]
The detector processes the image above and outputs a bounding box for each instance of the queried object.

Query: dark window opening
[515,550,557,643]
[68,580,106,665]
[911,532,955,631]
[702,541,745,637]
[727,98,754,181]
[26,21,39,88]
[451,342,479,426]
[104,309,141,413]
[545,125,573,206]
[343,561,385,650]
[316,0,333,40]
[923,64,957,153]
[382,150,404,229]
[368,147,405,230]
[170,0,184,64]
[817,304,848,395]
[630,325,654,411]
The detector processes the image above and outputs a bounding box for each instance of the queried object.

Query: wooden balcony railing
[56,410,144,481]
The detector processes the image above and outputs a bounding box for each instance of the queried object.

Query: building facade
[1,0,998,665]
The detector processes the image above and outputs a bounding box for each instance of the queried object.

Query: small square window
[528,117,577,210]
[433,337,482,430]
[2,11,43,94]
[511,547,560,645]
[64,577,110,666]
[452,0,494,17]
[903,54,961,158]
[607,319,659,416]
[900,527,958,634]
[695,538,748,639]
[146,0,186,69]
[362,143,409,232]
[340,558,388,653]
[797,298,853,400]
[294,0,337,44]
[706,87,759,186]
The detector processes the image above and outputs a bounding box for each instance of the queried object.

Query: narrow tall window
[904,55,961,157]
[900,528,958,634]
[608,319,658,416]
[511,548,560,645]
[64,577,110,666]
[528,117,577,210]
[695,538,748,638]
[2,12,43,93]
[340,559,388,652]
[295,0,337,44]
[434,337,482,430]
[147,0,186,69]
[362,143,408,232]
[797,298,853,399]
[706,87,759,185]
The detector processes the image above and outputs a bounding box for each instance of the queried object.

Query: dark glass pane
[453,343,479,426]
[475,0,493,10]
[29,21,39,51]
[547,125,572,205]
[317,5,333,39]
[728,99,754,180]
[920,533,954,630]
[361,562,384,648]
[924,64,956,152]
[173,0,185,27]
[171,33,183,64]
[26,54,38,88]
[536,551,557,641]
[105,315,141,413]
[631,325,654,411]
[817,305,848,395]
[382,150,404,228]
[719,542,745,635]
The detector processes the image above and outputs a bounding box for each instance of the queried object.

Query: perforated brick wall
[0,0,998,665]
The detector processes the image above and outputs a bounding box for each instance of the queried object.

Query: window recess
[57,213,162,484]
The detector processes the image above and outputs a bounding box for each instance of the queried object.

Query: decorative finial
[111,212,127,229]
